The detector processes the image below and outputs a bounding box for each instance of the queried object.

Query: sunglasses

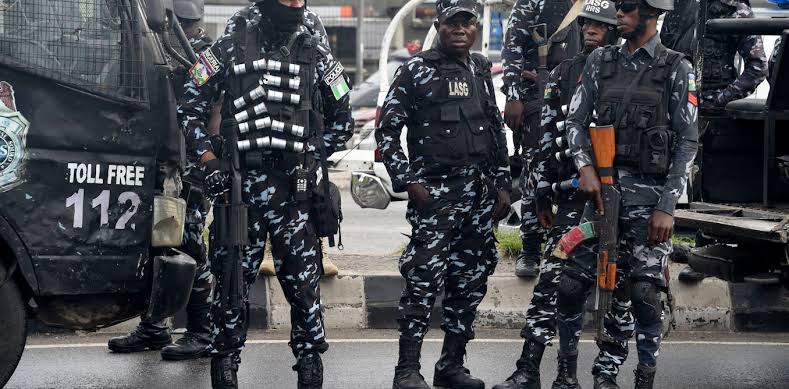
[614,1,639,12]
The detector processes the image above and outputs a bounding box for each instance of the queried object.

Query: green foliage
[495,228,523,258]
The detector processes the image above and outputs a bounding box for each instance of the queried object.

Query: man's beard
[621,20,646,39]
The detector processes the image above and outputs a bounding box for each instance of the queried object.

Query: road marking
[25,338,789,349]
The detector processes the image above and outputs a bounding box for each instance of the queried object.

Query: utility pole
[355,0,365,85]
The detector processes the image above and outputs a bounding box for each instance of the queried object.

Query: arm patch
[189,50,221,87]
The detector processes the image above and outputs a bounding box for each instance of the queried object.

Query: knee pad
[630,281,661,324]
[557,275,590,314]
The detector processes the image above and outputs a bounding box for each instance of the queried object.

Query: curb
[41,263,789,335]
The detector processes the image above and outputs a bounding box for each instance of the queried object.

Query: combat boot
[108,321,171,353]
[492,339,544,389]
[294,352,323,389]
[392,338,430,389]
[210,355,238,389]
[593,374,620,389]
[433,333,485,389]
[162,299,211,360]
[551,351,581,389]
[633,364,656,389]
[515,235,541,278]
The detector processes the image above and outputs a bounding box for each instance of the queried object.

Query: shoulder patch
[688,73,696,92]
[324,61,350,100]
[189,49,221,87]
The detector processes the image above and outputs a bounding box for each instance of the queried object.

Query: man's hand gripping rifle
[551,125,621,344]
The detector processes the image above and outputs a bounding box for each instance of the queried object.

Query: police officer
[375,1,511,388]
[493,2,625,388]
[502,0,583,278]
[108,0,215,361]
[698,0,767,108]
[177,0,353,387]
[560,0,698,387]
[659,0,698,59]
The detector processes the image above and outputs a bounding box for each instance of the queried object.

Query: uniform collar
[620,33,661,59]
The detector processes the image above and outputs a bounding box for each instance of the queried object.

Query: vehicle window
[0,0,145,102]
[350,59,405,108]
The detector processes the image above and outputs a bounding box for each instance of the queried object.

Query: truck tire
[0,263,27,388]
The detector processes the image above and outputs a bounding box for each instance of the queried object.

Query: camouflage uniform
[561,34,698,378]
[375,50,511,343]
[699,0,767,107]
[659,0,699,59]
[178,5,353,361]
[502,0,581,268]
[769,37,782,82]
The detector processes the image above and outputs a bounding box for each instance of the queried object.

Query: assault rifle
[212,118,249,345]
[552,125,620,344]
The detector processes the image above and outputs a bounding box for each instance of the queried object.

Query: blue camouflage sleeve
[566,50,600,171]
[501,0,541,101]
[374,58,424,193]
[656,58,698,215]
[315,40,354,155]
[714,3,767,105]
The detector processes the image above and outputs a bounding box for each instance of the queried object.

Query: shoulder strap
[546,0,584,51]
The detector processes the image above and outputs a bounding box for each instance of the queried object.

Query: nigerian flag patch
[325,61,350,100]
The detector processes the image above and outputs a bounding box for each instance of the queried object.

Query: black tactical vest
[407,50,497,167]
[595,44,685,175]
[226,19,320,168]
[537,0,582,69]
[700,0,739,93]
[550,54,587,180]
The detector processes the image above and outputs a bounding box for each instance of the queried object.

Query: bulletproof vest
[550,54,587,180]
[660,0,698,60]
[595,45,685,175]
[700,0,739,92]
[407,51,497,167]
[226,21,320,168]
[537,0,581,69]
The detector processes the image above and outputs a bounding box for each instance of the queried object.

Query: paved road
[8,330,789,389]
[326,190,410,257]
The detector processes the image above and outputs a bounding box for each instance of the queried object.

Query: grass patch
[495,228,522,259]
[671,234,695,246]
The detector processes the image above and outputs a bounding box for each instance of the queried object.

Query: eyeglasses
[614,0,639,12]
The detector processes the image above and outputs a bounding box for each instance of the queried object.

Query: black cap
[436,0,483,22]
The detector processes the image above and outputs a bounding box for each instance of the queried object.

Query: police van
[0,0,199,385]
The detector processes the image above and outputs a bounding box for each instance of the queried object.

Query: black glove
[203,158,229,199]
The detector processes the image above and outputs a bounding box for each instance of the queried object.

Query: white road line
[24,339,789,349]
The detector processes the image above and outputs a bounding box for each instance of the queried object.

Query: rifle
[213,118,249,347]
[527,23,550,103]
[552,125,620,343]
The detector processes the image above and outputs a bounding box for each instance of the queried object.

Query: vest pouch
[597,102,616,125]
[311,181,342,239]
[639,126,672,175]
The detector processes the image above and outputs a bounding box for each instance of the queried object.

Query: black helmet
[642,0,674,11]
[174,0,204,21]
[578,0,617,27]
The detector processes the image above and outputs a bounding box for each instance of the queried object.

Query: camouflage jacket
[375,52,511,193]
[700,0,767,106]
[177,5,353,162]
[566,34,699,215]
[769,37,782,82]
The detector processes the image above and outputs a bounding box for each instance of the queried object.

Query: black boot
[551,351,581,389]
[593,374,620,389]
[210,355,238,389]
[393,338,430,389]
[293,352,323,389]
[516,235,541,278]
[634,364,656,389]
[161,332,211,360]
[161,299,212,361]
[678,265,707,283]
[433,333,485,389]
[492,339,544,389]
[108,320,172,353]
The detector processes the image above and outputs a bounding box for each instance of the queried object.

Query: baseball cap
[436,0,483,22]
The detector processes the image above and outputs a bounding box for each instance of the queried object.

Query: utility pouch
[639,126,672,175]
[311,181,343,247]
[212,203,250,246]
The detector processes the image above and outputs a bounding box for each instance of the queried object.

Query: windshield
[0,0,145,102]
[350,59,406,108]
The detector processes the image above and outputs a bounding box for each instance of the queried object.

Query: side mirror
[145,0,168,33]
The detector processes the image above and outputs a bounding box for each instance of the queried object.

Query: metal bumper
[351,171,391,210]
[143,248,197,322]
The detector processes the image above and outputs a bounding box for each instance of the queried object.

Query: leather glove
[203,158,229,200]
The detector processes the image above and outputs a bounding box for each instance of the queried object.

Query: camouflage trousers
[140,187,212,335]
[520,199,583,345]
[398,171,499,341]
[558,203,669,377]
[519,110,546,257]
[209,168,327,360]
